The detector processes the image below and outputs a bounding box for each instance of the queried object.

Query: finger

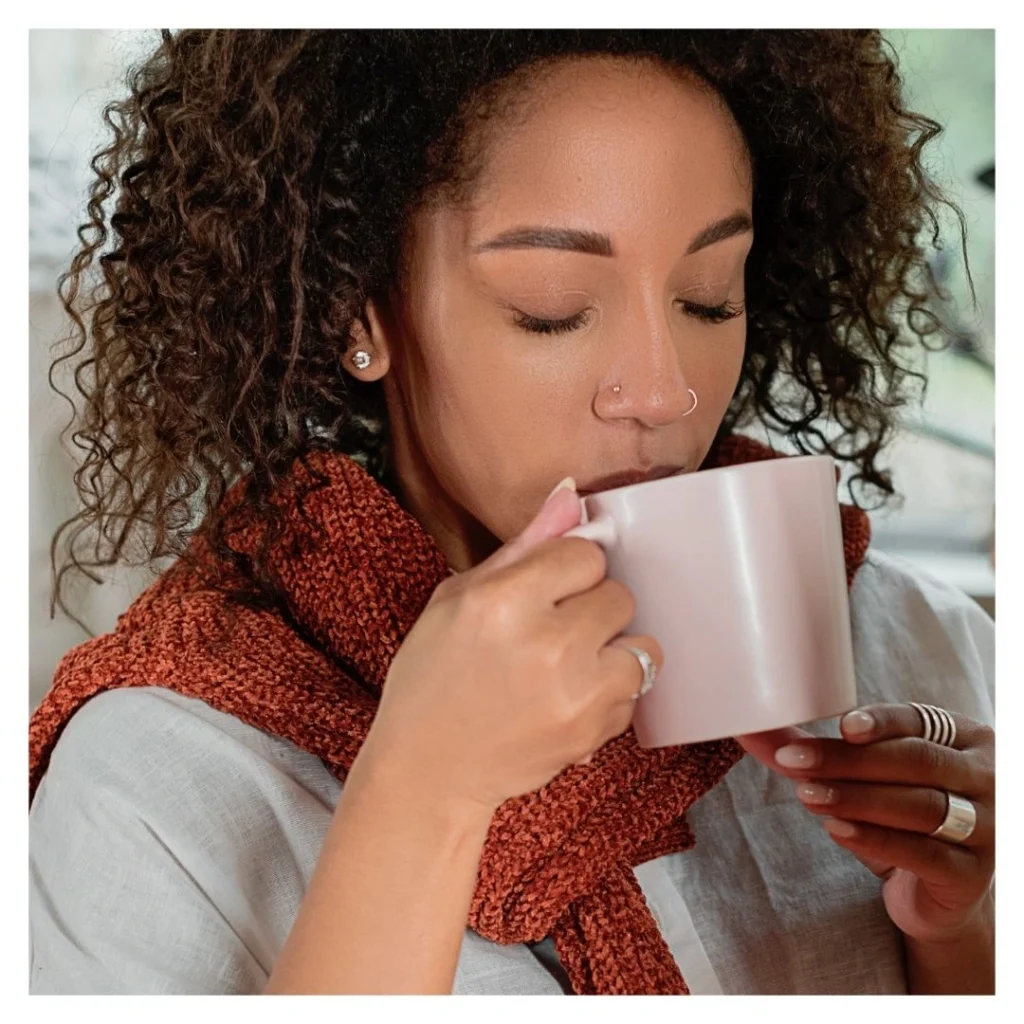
[794,780,993,851]
[555,576,637,651]
[839,703,993,753]
[482,532,610,611]
[467,481,584,584]
[818,817,980,888]
[770,736,989,797]
[735,726,817,769]
[600,633,665,704]
[512,482,586,550]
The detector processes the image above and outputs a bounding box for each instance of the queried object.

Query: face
[349,56,754,572]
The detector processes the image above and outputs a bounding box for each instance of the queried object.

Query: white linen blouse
[28,548,995,994]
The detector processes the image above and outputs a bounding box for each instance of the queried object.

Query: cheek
[420,352,588,537]
[692,323,745,407]
[420,310,586,436]
[405,337,558,481]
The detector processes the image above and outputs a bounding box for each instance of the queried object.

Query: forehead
[465,57,752,242]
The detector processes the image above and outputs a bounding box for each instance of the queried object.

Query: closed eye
[510,299,745,335]
[680,299,745,324]
[510,309,592,335]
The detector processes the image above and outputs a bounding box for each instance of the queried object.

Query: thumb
[735,725,816,773]
[518,476,584,547]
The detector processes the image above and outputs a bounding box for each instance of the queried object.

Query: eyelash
[512,300,745,336]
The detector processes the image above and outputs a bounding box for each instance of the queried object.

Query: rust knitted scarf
[29,434,870,995]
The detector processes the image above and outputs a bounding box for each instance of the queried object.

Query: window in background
[867,30,995,610]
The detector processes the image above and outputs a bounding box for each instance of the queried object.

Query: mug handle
[562,513,618,548]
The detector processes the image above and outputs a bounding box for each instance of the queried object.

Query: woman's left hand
[737,703,995,945]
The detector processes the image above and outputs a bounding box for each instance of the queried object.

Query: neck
[381,395,501,575]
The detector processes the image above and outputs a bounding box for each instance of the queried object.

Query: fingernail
[842,710,875,736]
[775,744,818,769]
[545,476,577,503]
[796,782,836,805]
[823,817,857,839]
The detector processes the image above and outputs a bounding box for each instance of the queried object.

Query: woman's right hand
[357,479,664,815]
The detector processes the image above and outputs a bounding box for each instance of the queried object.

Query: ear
[344,298,393,380]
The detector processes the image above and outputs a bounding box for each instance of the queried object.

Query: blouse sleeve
[29,686,337,994]
[847,548,994,728]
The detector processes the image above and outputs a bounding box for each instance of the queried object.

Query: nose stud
[609,385,698,416]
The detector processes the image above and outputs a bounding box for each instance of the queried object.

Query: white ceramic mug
[562,455,858,747]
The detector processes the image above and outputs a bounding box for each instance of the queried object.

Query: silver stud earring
[352,350,372,370]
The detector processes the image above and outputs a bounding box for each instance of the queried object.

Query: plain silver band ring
[930,792,977,844]
[909,702,957,748]
[620,645,657,700]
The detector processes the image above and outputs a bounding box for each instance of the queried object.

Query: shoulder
[30,687,340,993]
[853,547,992,622]
[847,548,994,723]
[41,685,340,810]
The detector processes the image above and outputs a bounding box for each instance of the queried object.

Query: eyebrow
[471,210,753,257]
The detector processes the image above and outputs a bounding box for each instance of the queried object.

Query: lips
[577,463,686,495]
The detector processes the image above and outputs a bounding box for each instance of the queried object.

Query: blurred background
[28,29,996,710]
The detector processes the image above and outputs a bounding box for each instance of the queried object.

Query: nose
[597,309,695,428]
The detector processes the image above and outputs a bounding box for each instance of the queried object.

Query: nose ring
[609,385,698,416]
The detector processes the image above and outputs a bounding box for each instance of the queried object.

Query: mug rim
[581,452,834,501]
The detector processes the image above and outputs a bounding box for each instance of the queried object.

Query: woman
[29,29,995,995]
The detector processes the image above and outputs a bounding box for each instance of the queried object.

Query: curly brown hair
[49,28,970,631]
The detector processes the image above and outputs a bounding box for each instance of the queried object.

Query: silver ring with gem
[621,645,657,700]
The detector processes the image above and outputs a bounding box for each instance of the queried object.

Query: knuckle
[862,702,893,726]
[454,579,489,620]
[924,787,949,826]
[963,756,993,797]
[606,578,637,621]
[550,699,581,737]
[461,578,518,631]
[871,823,899,859]
[974,724,995,751]
[915,738,949,778]
[565,536,608,578]
[545,674,584,726]
[979,762,995,798]
[922,836,950,873]
[537,636,570,674]
[609,648,639,691]
[432,574,467,608]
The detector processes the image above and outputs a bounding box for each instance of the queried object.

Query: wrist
[348,736,498,839]
[904,888,995,950]
[903,890,994,995]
